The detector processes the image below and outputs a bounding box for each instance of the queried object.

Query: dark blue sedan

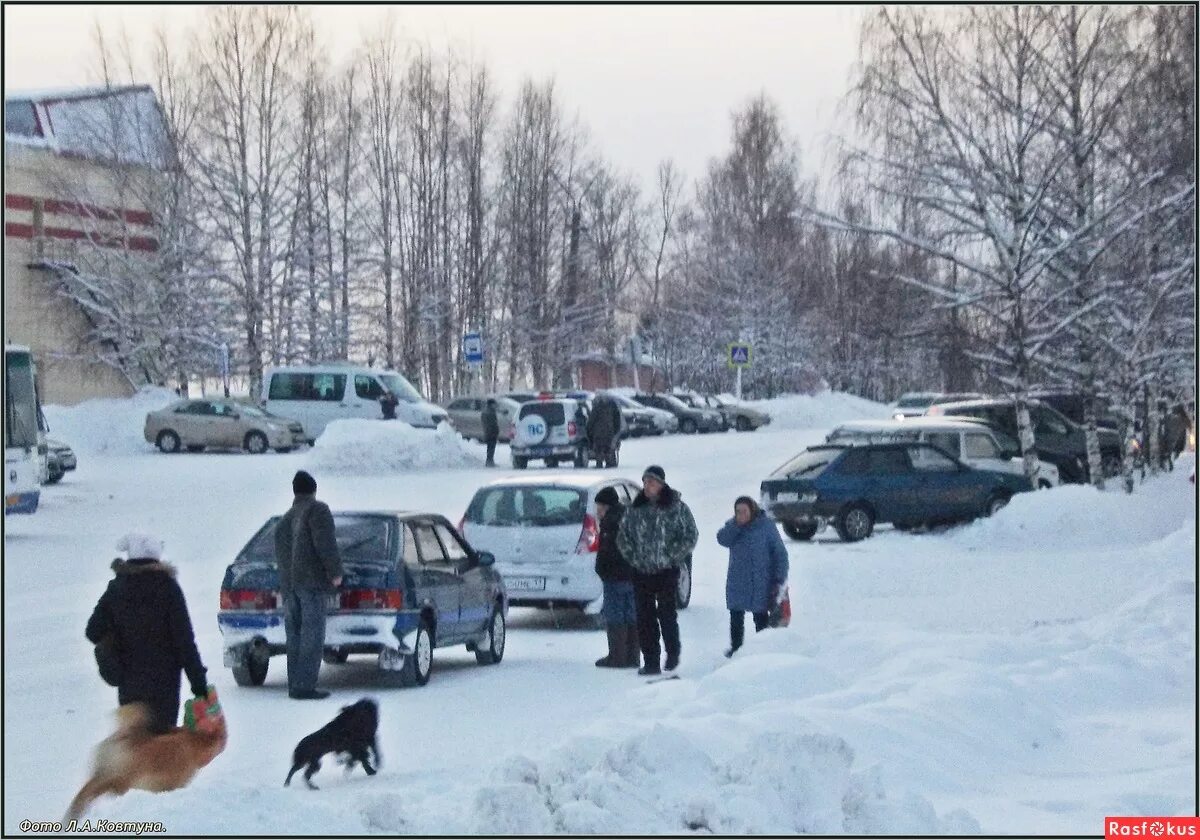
[218,511,508,688]
[760,443,1033,542]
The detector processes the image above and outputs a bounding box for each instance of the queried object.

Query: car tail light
[927,406,943,416]
[220,589,279,610]
[339,588,404,610]
[576,513,600,554]
[568,421,578,436]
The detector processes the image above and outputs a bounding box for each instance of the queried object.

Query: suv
[218,511,507,688]
[510,398,590,469]
[929,398,1122,483]
[460,475,693,615]
[760,443,1032,543]
[1027,389,1123,431]
[826,418,1061,488]
[634,393,722,434]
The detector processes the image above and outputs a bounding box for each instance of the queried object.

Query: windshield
[605,393,640,410]
[238,515,393,565]
[771,448,840,478]
[466,486,587,527]
[660,395,690,412]
[675,394,701,408]
[897,394,938,409]
[379,373,423,404]
[4,350,39,449]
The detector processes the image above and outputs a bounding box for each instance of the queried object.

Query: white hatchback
[459,474,694,616]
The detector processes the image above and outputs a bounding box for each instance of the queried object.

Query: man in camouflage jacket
[617,465,698,675]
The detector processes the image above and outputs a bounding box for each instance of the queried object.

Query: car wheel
[1038,479,1052,490]
[835,503,874,542]
[322,649,349,665]
[513,456,528,470]
[474,604,506,665]
[186,444,205,453]
[398,619,434,688]
[781,520,817,541]
[680,418,697,434]
[231,653,269,687]
[546,457,559,468]
[985,493,1010,517]
[244,431,269,454]
[156,430,181,454]
[736,416,751,432]
[675,558,693,610]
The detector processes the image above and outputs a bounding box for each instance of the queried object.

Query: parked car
[671,392,728,432]
[605,391,676,435]
[634,393,722,434]
[145,398,306,454]
[760,442,1032,543]
[712,395,772,432]
[444,395,520,442]
[218,511,507,688]
[460,474,693,615]
[1027,389,1123,431]
[826,418,1061,487]
[929,397,1122,483]
[510,397,590,469]
[891,392,984,420]
[48,437,76,472]
[262,363,448,441]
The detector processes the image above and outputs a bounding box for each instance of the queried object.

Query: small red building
[574,353,668,392]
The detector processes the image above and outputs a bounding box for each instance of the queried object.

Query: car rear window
[897,395,937,408]
[237,515,393,565]
[771,449,840,478]
[520,402,566,426]
[466,486,587,527]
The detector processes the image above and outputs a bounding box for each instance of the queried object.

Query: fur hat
[642,465,666,484]
[594,486,620,507]
[116,531,164,561]
[292,470,317,495]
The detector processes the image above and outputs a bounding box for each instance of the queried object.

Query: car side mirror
[476,551,495,568]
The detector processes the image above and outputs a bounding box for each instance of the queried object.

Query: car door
[909,444,981,519]
[409,519,464,642]
[353,374,387,420]
[181,400,217,446]
[211,401,244,447]
[962,430,1016,476]
[864,447,922,524]
[435,520,490,635]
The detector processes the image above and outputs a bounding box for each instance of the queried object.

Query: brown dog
[65,701,227,821]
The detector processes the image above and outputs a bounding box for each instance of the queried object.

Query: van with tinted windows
[262,364,449,442]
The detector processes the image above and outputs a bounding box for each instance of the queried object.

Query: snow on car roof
[833,417,996,432]
[480,474,636,490]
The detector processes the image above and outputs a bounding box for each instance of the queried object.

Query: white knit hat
[116,531,164,561]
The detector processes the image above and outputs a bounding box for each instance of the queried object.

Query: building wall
[576,359,668,392]
[4,141,158,405]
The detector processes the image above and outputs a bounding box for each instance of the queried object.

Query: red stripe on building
[4,193,154,226]
[5,221,159,253]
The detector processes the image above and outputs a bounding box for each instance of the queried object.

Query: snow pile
[746,390,892,430]
[42,386,177,455]
[305,419,483,474]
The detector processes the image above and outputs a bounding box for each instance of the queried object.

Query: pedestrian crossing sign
[728,343,752,368]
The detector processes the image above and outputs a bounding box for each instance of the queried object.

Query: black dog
[284,698,380,790]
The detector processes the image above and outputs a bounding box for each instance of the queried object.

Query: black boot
[595,625,623,668]
[638,657,661,676]
[621,623,640,668]
[664,650,680,672]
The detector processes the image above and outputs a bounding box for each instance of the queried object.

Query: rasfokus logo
[1107,818,1200,839]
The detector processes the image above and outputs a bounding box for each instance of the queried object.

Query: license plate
[507,576,546,591]
[775,491,799,502]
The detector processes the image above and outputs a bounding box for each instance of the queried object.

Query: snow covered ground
[5,391,1195,834]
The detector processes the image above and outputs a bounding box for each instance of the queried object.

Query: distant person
[593,486,638,668]
[379,389,399,421]
[85,532,209,733]
[617,465,698,675]
[275,470,343,700]
[717,497,789,657]
[586,394,624,466]
[481,398,500,467]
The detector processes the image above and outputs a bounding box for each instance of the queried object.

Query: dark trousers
[729,610,769,651]
[118,686,180,734]
[485,439,497,465]
[283,588,327,692]
[633,568,680,663]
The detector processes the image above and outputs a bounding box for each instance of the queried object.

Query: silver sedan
[144,399,306,454]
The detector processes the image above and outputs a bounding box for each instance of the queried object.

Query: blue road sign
[728,342,752,368]
[463,332,484,364]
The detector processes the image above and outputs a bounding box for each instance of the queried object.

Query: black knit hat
[642,465,666,483]
[594,486,620,507]
[292,470,317,495]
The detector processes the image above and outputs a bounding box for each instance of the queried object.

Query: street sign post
[464,332,485,394]
[219,342,230,397]
[727,342,751,400]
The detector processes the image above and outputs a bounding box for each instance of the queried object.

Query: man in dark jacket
[586,395,623,466]
[593,486,638,668]
[275,470,344,699]
[617,465,699,675]
[85,532,208,734]
[481,398,500,467]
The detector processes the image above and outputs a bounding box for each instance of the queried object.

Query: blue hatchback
[760,443,1033,542]
[218,511,508,688]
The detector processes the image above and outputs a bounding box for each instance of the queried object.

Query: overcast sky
[3,4,864,191]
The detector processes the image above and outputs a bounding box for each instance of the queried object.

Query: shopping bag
[184,686,224,735]
[768,585,791,629]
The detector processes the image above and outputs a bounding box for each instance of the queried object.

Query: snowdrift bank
[746,390,893,430]
[43,386,176,455]
[306,419,483,474]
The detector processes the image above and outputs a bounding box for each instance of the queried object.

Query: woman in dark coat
[717,497,789,657]
[85,532,209,734]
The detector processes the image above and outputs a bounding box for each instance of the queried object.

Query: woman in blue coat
[717,496,789,657]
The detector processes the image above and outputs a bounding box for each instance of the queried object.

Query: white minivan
[262,364,449,441]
